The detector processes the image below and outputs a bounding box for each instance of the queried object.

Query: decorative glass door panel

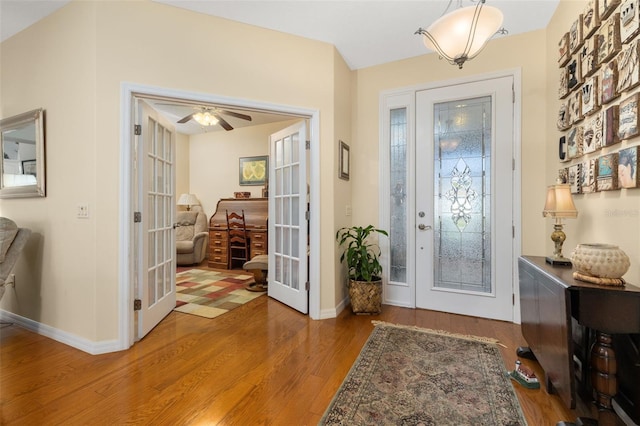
[434,97,491,293]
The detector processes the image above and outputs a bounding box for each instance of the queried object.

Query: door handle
[418,224,432,230]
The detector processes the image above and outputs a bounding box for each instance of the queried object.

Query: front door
[135,99,177,339]
[415,76,514,321]
[268,121,309,313]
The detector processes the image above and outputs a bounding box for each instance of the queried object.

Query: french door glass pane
[433,96,491,293]
[389,108,407,283]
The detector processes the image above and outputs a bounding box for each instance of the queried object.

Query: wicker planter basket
[348,278,382,314]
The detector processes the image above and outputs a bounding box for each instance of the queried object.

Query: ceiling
[1,0,559,133]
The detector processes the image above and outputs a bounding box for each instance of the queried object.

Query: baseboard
[318,296,348,319]
[0,309,122,355]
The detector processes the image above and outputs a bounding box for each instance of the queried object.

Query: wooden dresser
[208,198,268,269]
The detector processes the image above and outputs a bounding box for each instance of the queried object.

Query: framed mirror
[0,108,45,198]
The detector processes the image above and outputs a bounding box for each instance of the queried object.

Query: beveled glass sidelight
[0,108,46,198]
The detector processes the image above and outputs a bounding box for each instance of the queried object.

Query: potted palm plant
[336,225,388,314]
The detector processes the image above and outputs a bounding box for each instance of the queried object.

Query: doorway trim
[378,69,522,323]
[119,82,321,349]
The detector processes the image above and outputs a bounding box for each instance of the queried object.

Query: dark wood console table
[518,256,640,425]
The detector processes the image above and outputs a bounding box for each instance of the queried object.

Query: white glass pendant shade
[193,111,219,126]
[421,4,503,67]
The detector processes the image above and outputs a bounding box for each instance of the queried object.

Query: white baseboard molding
[318,296,348,319]
[0,309,122,355]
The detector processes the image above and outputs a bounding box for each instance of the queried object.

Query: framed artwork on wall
[616,39,640,92]
[581,158,598,193]
[601,59,619,104]
[582,75,600,114]
[583,111,603,154]
[600,0,621,19]
[568,56,583,92]
[339,140,350,181]
[569,163,583,194]
[597,14,621,64]
[583,0,601,37]
[597,153,619,191]
[568,125,584,159]
[558,103,571,130]
[559,68,570,99]
[569,89,584,123]
[581,36,599,79]
[618,146,639,187]
[239,155,268,186]
[618,93,639,139]
[559,167,570,183]
[559,136,570,162]
[570,14,585,53]
[620,0,640,43]
[559,32,571,66]
[603,104,621,145]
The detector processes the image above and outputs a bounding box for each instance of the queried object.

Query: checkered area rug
[174,269,264,319]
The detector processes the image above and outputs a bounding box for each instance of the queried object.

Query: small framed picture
[580,36,599,79]
[583,111,603,154]
[569,163,583,194]
[559,68,570,99]
[583,0,601,38]
[616,39,640,93]
[22,160,37,176]
[582,75,600,115]
[239,155,268,186]
[559,32,571,66]
[597,153,619,191]
[558,103,571,130]
[618,93,639,139]
[559,167,569,184]
[601,59,619,104]
[570,14,585,53]
[569,89,584,124]
[581,158,598,193]
[567,55,582,92]
[603,104,620,146]
[600,0,621,20]
[568,125,584,159]
[618,146,639,188]
[597,15,621,65]
[620,0,640,43]
[339,140,350,181]
[559,135,571,162]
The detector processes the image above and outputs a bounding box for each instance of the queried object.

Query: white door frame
[118,82,321,350]
[379,69,522,323]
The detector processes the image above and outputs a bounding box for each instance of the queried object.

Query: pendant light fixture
[415,0,505,69]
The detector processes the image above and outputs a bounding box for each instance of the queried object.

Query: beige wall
[188,121,294,216]
[0,0,343,344]
[175,132,190,199]
[546,0,640,284]
[353,30,549,259]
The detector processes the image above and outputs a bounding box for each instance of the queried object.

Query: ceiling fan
[160,104,252,131]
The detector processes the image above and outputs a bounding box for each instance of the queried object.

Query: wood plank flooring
[1,297,583,425]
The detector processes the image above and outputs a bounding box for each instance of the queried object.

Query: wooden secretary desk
[208,198,268,269]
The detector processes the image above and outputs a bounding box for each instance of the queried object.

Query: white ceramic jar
[571,243,631,279]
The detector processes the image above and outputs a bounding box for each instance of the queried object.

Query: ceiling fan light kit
[415,0,504,69]
[193,111,219,127]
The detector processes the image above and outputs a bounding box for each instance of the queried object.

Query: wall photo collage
[557,0,640,192]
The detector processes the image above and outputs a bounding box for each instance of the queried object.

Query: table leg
[589,331,618,426]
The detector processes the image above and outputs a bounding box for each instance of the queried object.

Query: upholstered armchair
[175,210,208,266]
[0,217,31,301]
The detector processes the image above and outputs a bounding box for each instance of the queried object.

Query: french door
[415,76,515,321]
[268,121,309,313]
[134,99,177,339]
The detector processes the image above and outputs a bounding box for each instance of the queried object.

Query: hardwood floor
[1,298,581,425]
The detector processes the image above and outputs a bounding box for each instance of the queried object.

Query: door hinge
[512,158,516,170]
[305,281,310,291]
[512,225,515,238]
[134,211,142,223]
[512,294,515,305]
[134,124,142,136]
[134,299,142,311]
[305,210,310,220]
[306,140,311,150]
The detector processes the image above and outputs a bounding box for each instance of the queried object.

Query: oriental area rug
[320,321,527,426]
[174,269,263,319]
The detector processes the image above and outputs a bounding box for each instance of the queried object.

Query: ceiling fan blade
[219,110,252,121]
[214,113,234,131]
[177,113,194,124]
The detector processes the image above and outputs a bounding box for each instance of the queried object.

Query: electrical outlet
[77,203,90,218]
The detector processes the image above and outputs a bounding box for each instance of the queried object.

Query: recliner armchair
[175,210,208,266]
[0,217,31,301]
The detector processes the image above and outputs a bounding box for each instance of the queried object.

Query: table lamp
[542,183,578,266]
[177,193,199,211]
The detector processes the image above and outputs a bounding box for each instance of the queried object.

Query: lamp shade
[542,184,578,218]
[178,193,199,207]
[421,3,503,67]
[193,111,219,126]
